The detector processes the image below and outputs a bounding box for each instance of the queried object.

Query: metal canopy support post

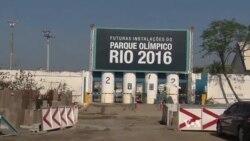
[86,24,95,102]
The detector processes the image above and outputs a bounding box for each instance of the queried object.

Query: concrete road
[0,116,235,141]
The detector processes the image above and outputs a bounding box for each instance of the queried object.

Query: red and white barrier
[175,105,226,131]
[179,108,202,130]
[73,107,78,124]
[66,107,75,126]
[42,108,53,131]
[51,107,62,129]
[60,107,68,128]
[42,106,78,131]
[202,108,225,131]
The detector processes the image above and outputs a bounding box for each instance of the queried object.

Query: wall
[4,70,249,105]
[207,74,250,103]
[0,90,41,127]
[0,70,85,104]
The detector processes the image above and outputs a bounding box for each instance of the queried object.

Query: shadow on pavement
[209,132,236,141]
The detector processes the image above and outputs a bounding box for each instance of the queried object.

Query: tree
[205,61,233,74]
[193,66,204,73]
[201,19,250,103]
[0,70,43,91]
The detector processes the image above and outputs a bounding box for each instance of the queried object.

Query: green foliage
[193,66,204,73]
[206,97,215,104]
[201,19,249,102]
[201,19,248,65]
[204,61,233,74]
[0,72,11,89]
[0,70,43,91]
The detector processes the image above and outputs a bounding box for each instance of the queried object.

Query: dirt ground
[1,114,235,141]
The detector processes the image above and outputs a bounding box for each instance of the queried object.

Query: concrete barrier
[41,106,78,131]
[162,104,228,131]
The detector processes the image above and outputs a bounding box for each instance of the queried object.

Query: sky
[0,0,250,71]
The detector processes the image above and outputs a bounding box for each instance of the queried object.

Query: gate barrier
[162,104,228,131]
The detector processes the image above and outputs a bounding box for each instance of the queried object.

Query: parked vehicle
[216,101,250,141]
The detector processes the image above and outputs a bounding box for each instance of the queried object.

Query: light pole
[8,20,18,70]
[42,30,55,71]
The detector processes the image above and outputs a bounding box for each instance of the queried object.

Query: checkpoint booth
[162,104,228,131]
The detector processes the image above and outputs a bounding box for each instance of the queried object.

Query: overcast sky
[0,0,250,71]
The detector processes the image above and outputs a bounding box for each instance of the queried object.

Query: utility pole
[42,30,55,71]
[8,20,18,70]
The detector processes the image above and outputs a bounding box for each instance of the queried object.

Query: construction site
[1,26,250,141]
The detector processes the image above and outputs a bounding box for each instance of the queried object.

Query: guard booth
[91,72,140,104]
[90,71,191,105]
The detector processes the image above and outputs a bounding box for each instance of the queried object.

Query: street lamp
[8,20,18,70]
[42,30,55,71]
